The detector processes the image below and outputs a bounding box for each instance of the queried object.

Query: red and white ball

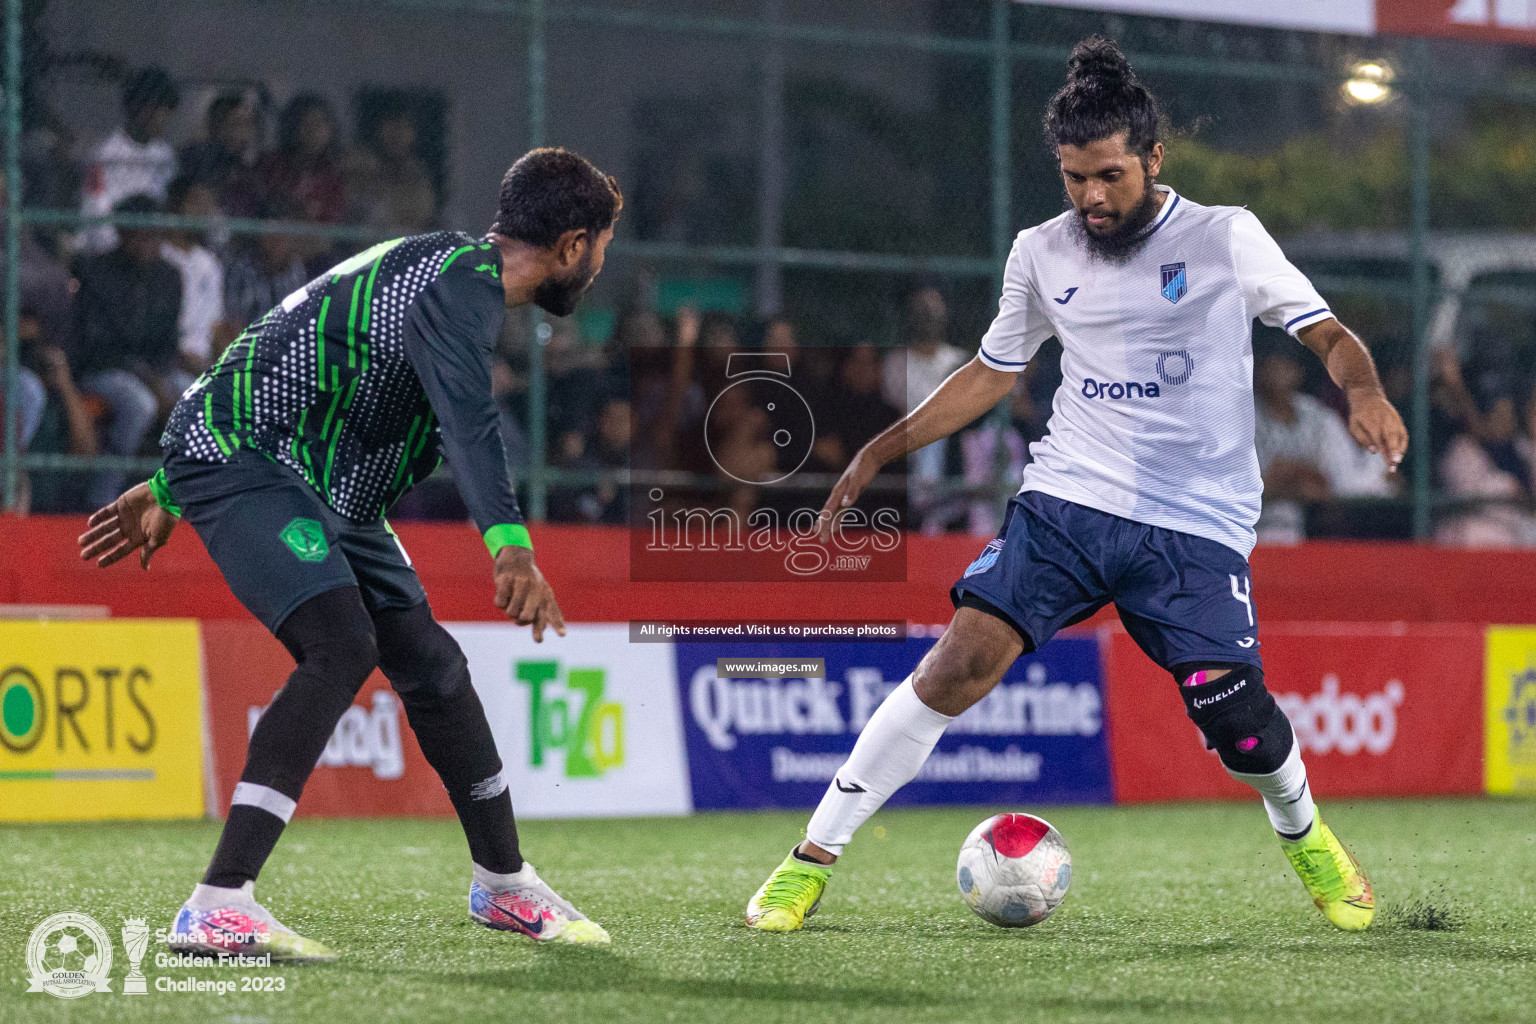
[956,813,1072,927]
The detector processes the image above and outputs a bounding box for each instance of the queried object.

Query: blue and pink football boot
[468,862,610,944]
[170,881,337,962]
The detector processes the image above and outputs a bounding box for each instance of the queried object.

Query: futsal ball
[956,813,1072,927]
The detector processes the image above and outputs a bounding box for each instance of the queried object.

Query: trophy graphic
[120,918,149,995]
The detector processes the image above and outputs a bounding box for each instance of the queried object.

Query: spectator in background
[959,368,1051,536]
[349,99,437,231]
[72,194,182,508]
[257,94,348,232]
[179,91,261,217]
[160,176,228,376]
[1437,386,1536,548]
[21,109,81,246]
[6,163,93,472]
[549,396,631,525]
[809,344,898,473]
[1,169,74,351]
[761,314,796,358]
[23,343,97,458]
[614,305,666,349]
[882,286,966,533]
[1522,382,1536,486]
[5,343,95,512]
[699,311,741,350]
[10,364,46,453]
[545,315,615,441]
[78,67,180,254]
[222,197,310,329]
[1253,344,1393,544]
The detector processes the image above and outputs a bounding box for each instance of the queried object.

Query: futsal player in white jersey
[747,37,1407,934]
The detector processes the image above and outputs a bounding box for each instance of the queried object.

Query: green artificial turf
[2,800,1533,1023]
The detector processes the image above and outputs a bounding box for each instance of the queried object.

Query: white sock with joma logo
[805,677,954,855]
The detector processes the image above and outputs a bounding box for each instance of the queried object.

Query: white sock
[187,881,254,909]
[805,677,953,855]
[473,861,536,891]
[1226,739,1315,838]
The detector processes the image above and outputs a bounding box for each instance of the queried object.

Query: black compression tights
[374,601,522,874]
[204,587,378,888]
[202,588,521,890]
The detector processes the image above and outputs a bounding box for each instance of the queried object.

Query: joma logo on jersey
[1080,378,1163,400]
[516,661,624,777]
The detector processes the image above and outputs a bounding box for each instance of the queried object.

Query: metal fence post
[988,0,1015,511]
[755,0,786,317]
[1408,37,1432,541]
[2,0,20,512]
[526,0,549,522]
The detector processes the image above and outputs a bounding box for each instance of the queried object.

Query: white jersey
[979,186,1331,557]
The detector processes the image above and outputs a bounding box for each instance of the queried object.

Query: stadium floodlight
[1342,60,1395,105]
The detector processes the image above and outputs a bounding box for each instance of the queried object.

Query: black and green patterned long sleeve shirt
[161,231,526,545]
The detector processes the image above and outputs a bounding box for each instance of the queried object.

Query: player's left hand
[1346,388,1408,473]
[493,546,567,642]
[78,482,178,569]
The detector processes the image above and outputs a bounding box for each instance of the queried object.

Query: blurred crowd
[4,66,1535,547]
[8,67,442,511]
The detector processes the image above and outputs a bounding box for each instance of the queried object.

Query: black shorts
[163,452,426,633]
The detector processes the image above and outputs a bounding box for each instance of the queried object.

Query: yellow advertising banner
[0,620,204,821]
[1485,627,1536,796]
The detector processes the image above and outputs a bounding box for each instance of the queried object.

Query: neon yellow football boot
[745,849,831,932]
[1281,810,1375,932]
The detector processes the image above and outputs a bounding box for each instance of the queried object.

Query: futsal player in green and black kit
[79,148,622,955]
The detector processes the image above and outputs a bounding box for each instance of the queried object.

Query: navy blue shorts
[950,491,1261,674]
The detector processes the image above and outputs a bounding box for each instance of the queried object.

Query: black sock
[203,587,378,889]
[406,683,523,873]
[374,603,523,873]
[204,806,289,888]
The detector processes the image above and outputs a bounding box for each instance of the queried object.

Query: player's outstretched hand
[493,546,567,642]
[816,447,880,543]
[1347,389,1409,473]
[78,482,177,569]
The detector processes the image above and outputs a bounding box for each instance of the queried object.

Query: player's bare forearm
[1298,318,1380,396]
[864,356,1018,467]
[1297,318,1408,471]
[817,356,1015,538]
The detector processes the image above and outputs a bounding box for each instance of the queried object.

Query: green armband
[484,523,532,556]
[147,468,182,517]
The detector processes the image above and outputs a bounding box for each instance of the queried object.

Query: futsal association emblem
[25,912,114,998]
[1160,262,1187,303]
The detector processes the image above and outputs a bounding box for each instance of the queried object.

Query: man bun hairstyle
[1044,36,1163,159]
[492,147,623,249]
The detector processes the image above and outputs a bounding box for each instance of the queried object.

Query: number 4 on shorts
[1229,573,1253,627]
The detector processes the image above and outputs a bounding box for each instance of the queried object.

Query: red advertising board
[1104,622,1485,803]
[1378,1,1536,46]
[1025,2,1536,46]
[201,621,453,818]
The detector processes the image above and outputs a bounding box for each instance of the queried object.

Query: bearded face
[531,247,597,317]
[1067,173,1161,263]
